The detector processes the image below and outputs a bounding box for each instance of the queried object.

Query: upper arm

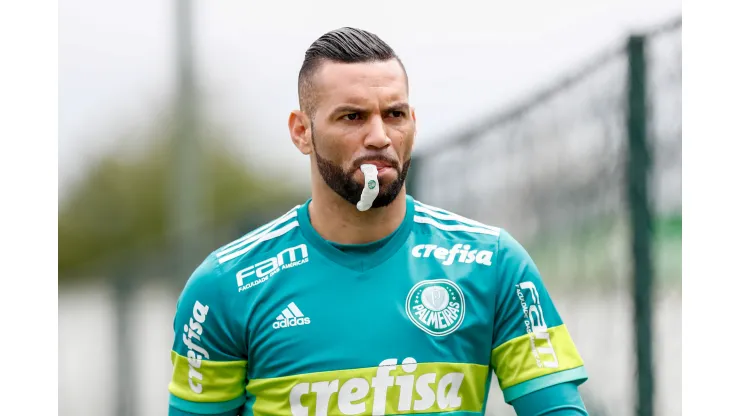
[168,255,249,415]
[490,230,587,403]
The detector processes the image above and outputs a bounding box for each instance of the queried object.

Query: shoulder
[410,198,505,244]
[211,204,304,271]
[182,204,304,296]
[409,198,531,268]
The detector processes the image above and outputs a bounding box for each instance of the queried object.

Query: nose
[363,115,392,149]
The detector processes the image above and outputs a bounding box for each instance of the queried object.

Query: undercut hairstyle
[298,27,407,117]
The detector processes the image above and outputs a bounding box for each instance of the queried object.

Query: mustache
[351,154,400,171]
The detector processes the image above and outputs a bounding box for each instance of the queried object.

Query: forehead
[312,60,408,109]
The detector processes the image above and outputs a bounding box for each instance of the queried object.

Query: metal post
[173,0,200,282]
[626,34,654,416]
[113,265,135,416]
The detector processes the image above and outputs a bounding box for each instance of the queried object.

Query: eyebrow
[330,105,366,116]
[329,103,410,116]
[385,103,410,113]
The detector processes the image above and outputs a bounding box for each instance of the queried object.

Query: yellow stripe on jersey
[246,360,489,416]
[490,324,584,390]
[169,350,248,403]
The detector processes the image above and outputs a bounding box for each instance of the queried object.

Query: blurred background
[58,1,682,415]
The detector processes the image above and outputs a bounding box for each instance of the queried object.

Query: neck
[308,183,407,245]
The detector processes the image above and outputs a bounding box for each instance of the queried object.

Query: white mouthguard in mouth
[356,164,379,212]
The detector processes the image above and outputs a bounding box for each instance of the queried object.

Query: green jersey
[168,195,587,415]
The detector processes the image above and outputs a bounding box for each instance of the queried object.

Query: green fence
[408,17,681,416]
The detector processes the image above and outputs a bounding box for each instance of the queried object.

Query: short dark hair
[298,27,405,117]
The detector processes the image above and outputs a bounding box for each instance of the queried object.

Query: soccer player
[168,28,589,416]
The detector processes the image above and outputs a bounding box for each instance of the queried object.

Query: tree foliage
[59,116,303,280]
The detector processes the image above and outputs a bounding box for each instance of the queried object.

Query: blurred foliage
[58,112,303,281]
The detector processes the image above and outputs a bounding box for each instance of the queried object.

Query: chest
[244,244,498,380]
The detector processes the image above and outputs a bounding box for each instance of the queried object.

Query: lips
[363,161,392,169]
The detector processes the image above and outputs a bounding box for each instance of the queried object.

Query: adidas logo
[272,302,311,329]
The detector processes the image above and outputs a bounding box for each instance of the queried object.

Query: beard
[311,131,411,209]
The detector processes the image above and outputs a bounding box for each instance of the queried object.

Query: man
[168,27,589,416]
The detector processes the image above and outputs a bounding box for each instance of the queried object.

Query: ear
[411,106,417,140]
[288,110,312,155]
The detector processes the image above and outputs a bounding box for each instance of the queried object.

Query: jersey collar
[297,194,415,272]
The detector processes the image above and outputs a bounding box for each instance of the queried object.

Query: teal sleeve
[511,382,588,415]
[168,255,248,415]
[490,229,587,402]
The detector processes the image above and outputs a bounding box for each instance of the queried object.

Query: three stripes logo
[272,302,311,329]
[216,206,301,265]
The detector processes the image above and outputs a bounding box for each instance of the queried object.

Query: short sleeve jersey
[168,195,587,415]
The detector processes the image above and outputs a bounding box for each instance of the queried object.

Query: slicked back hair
[298,27,406,118]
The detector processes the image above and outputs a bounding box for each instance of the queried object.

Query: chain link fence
[408,17,681,416]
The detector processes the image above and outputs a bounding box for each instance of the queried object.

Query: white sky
[59,0,682,194]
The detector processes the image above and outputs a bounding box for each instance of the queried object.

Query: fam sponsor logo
[236,244,309,292]
[516,282,559,369]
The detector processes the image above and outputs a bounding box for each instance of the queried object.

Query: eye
[342,113,360,121]
[389,110,405,118]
